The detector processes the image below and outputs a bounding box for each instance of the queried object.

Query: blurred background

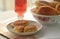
[0,0,15,11]
[0,0,54,11]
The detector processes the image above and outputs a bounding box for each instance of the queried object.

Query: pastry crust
[13,26,24,33]
[34,6,58,15]
[12,20,29,27]
[56,3,60,13]
[31,7,38,13]
[49,1,59,8]
[35,1,50,7]
[24,25,37,32]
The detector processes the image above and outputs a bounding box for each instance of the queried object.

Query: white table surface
[0,8,60,39]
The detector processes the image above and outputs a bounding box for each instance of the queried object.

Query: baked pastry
[13,25,24,33]
[35,1,44,7]
[35,1,51,7]
[49,1,59,8]
[35,1,60,8]
[56,3,60,13]
[34,6,58,15]
[24,25,37,32]
[31,7,38,13]
[12,20,29,27]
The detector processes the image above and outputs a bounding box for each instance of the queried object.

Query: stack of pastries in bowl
[32,1,60,15]
[12,20,37,33]
[31,1,60,24]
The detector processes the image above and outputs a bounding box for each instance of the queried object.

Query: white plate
[7,20,43,35]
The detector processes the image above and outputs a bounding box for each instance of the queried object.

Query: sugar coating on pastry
[24,25,37,32]
[13,26,24,33]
